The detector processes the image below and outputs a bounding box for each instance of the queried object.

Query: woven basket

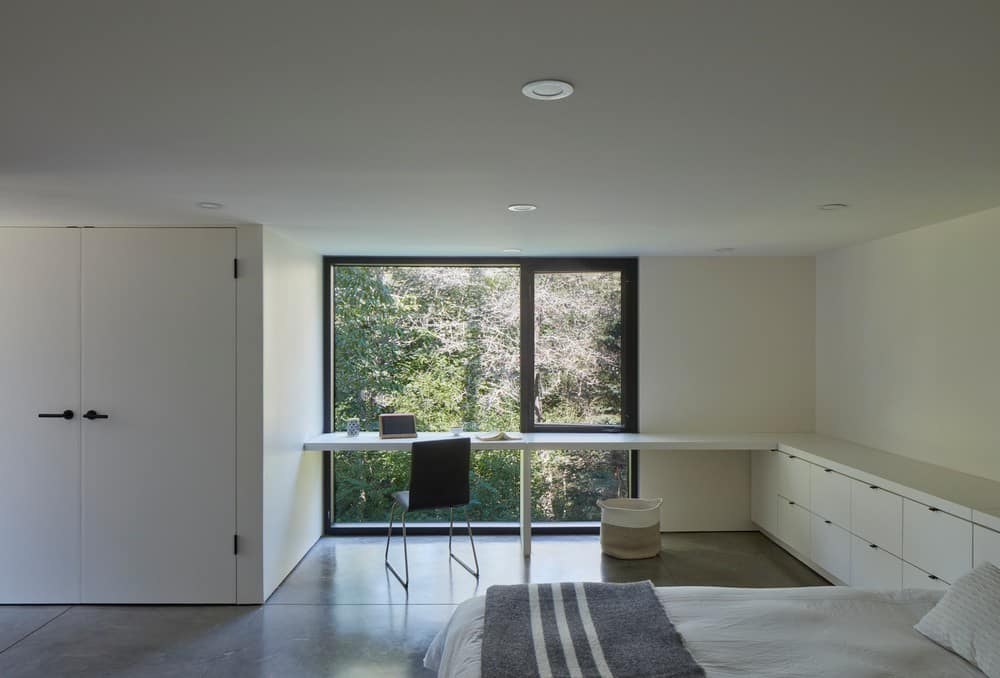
[597,498,663,559]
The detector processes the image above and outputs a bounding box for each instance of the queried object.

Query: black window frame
[520,258,638,434]
[322,256,638,535]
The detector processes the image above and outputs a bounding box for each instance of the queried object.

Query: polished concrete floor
[0,533,827,677]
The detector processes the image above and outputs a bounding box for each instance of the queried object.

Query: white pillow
[915,561,1000,678]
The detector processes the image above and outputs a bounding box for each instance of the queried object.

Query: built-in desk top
[302,431,780,452]
[302,430,1000,526]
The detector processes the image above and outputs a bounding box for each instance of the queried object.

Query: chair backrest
[407,437,471,512]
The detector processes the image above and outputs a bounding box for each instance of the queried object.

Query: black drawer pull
[869,544,878,549]
[38,410,74,420]
[787,455,797,460]
[869,485,880,490]
[928,574,939,581]
[83,410,109,420]
[824,520,832,525]
[788,501,796,506]
[928,507,940,512]
[824,468,833,473]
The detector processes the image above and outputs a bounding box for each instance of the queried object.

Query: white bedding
[425,586,985,678]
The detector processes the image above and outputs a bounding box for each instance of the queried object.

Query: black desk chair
[384,437,480,589]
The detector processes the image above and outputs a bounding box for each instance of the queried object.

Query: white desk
[303,432,778,555]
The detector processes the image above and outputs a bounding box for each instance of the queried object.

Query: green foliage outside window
[331,265,627,523]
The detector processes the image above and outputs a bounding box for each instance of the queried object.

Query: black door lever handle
[38,410,74,420]
[83,410,109,420]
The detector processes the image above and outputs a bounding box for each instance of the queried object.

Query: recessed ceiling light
[715,247,736,254]
[521,79,574,101]
[197,201,224,209]
[507,204,537,212]
[503,248,523,254]
[819,203,849,211]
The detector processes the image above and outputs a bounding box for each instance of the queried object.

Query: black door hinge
[233,259,239,279]
[233,534,239,555]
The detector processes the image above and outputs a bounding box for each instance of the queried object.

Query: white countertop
[302,431,781,452]
[973,509,1000,532]
[777,433,1000,522]
[303,430,1000,526]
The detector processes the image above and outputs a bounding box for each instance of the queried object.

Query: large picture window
[323,257,637,531]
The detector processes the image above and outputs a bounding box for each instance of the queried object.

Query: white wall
[262,228,324,598]
[236,224,264,603]
[817,206,1000,483]
[638,256,816,530]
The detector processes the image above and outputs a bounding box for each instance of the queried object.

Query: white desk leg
[520,449,531,557]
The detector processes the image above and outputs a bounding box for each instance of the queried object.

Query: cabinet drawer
[811,514,851,584]
[903,561,950,591]
[777,498,811,556]
[974,525,1000,568]
[851,480,902,557]
[903,498,972,583]
[851,536,902,590]
[810,465,851,527]
[777,452,811,508]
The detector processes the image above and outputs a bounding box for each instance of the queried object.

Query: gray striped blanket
[481,581,704,678]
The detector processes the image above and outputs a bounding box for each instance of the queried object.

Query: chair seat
[391,490,410,511]
[391,490,474,512]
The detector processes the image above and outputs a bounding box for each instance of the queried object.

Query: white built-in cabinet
[904,561,949,591]
[0,228,237,603]
[777,452,811,508]
[974,525,1000,568]
[810,465,851,528]
[810,514,851,584]
[777,497,811,555]
[850,535,902,589]
[751,444,1000,589]
[851,480,902,557]
[902,498,972,585]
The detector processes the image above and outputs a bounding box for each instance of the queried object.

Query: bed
[425,585,986,678]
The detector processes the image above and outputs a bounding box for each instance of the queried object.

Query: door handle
[83,410,109,420]
[38,410,74,420]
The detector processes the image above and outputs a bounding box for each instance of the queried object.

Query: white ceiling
[2,1,999,255]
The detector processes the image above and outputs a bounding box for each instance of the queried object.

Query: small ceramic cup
[346,418,361,437]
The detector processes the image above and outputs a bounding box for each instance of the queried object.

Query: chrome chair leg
[385,504,409,588]
[384,502,394,562]
[449,507,480,578]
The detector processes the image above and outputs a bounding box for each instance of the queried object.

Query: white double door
[0,228,236,603]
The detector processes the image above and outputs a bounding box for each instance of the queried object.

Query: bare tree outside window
[534,271,622,426]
